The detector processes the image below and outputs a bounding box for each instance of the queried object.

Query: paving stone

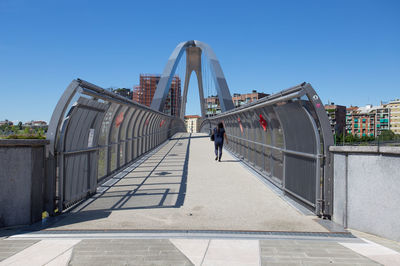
[260,239,380,265]
[0,239,39,261]
[69,239,193,266]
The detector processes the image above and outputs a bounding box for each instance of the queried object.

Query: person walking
[213,122,228,162]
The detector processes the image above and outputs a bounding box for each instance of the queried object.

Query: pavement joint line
[9,231,358,241]
[200,239,211,266]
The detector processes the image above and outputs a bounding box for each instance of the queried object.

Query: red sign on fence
[259,114,267,131]
[238,117,243,134]
[115,112,124,127]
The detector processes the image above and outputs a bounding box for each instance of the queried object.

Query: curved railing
[200,82,334,217]
[46,79,185,213]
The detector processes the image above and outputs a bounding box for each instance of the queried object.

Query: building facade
[324,104,346,136]
[346,105,390,137]
[351,105,376,137]
[232,90,269,108]
[24,120,48,127]
[205,96,221,117]
[132,74,181,117]
[346,106,358,135]
[0,120,13,126]
[205,90,269,117]
[111,88,132,99]
[383,99,400,134]
[184,115,201,133]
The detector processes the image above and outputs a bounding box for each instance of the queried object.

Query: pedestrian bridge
[43,132,328,233]
[44,40,334,225]
[45,79,334,227]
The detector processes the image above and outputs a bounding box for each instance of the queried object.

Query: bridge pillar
[181,47,205,119]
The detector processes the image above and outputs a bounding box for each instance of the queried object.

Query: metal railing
[46,79,185,214]
[200,82,334,217]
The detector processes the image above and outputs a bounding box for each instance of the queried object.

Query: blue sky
[0,0,399,122]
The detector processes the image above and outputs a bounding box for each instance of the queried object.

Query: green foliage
[336,130,400,145]
[5,134,46,139]
[1,124,47,139]
[378,130,396,141]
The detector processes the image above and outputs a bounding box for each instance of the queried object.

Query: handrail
[226,134,321,159]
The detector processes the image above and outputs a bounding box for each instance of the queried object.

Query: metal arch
[123,108,138,163]
[145,113,157,151]
[132,109,145,159]
[138,111,151,156]
[194,41,235,114]
[127,108,140,161]
[107,104,123,173]
[154,115,163,147]
[150,40,235,117]
[47,80,81,157]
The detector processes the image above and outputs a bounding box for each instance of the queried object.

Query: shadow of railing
[38,133,192,229]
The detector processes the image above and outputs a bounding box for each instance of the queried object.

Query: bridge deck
[46,133,327,232]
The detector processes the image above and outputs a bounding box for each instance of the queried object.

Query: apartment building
[132,74,181,117]
[324,104,346,136]
[347,105,390,137]
[346,106,358,135]
[232,90,269,108]
[184,115,201,133]
[383,99,400,134]
[205,90,269,117]
[205,96,221,117]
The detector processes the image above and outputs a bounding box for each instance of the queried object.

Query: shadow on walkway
[39,133,192,230]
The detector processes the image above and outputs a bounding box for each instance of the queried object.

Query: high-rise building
[132,74,181,117]
[324,104,346,136]
[383,99,400,134]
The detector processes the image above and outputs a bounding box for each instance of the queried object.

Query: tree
[18,121,23,130]
[379,130,395,141]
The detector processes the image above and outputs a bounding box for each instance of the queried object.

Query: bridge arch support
[150,40,235,118]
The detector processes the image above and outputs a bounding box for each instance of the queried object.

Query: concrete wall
[0,139,48,227]
[330,146,400,242]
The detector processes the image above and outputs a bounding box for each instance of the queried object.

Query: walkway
[44,133,327,231]
[1,133,400,265]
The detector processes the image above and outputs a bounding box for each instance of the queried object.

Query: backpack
[210,128,216,141]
